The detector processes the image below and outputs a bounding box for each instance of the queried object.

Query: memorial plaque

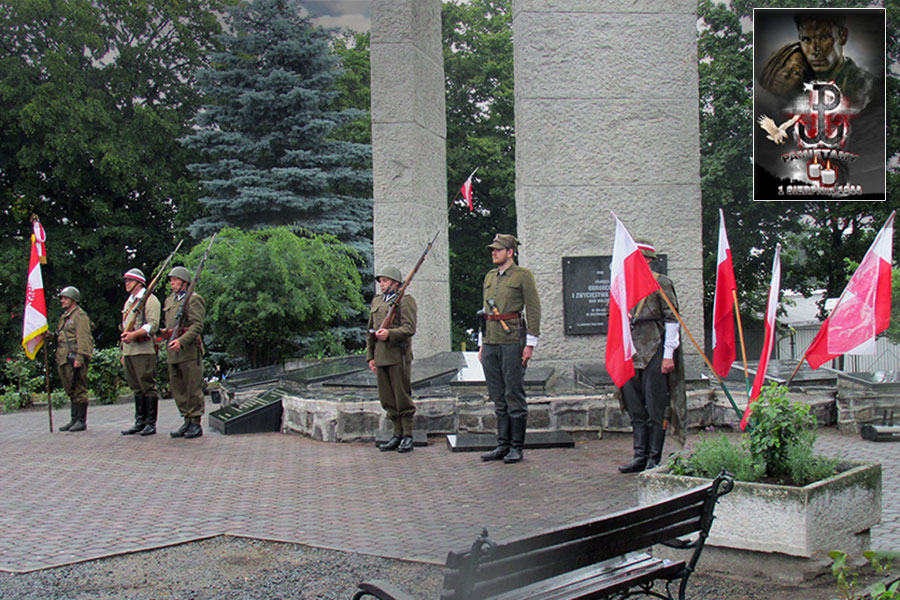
[562,255,667,336]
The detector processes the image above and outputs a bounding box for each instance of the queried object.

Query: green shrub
[746,383,819,480]
[87,347,127,405]
[668,434,763,483]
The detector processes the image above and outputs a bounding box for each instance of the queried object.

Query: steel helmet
[168,266,192,282]
[123,268,146,284]
[375,266,402,284]
[60,286,81,302]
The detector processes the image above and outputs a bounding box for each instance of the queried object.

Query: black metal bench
[353,472,733,600]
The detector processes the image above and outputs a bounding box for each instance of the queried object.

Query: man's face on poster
[798,20,847,75]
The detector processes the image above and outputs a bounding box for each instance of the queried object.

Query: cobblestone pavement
[0,399,897,573]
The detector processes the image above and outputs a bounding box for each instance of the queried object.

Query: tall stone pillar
[370,0,450,357]
[512,0,705,375]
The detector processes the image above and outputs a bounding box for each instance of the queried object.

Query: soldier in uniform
[618,241,682,473]
[366,266,417,453]
[56,286,94,432]
[120,268,162,436]
[161,266,206,439]
[479,234,541,464]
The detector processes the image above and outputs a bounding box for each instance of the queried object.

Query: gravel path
[0,536,854,599]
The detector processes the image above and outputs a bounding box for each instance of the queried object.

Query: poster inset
[753,8,886,201]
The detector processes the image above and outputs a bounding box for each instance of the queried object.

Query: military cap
[123,268,146,284]
[635,239,657,259]
[375,266,403,284]
[60,286,81,302]
[168,266,192,282]
[487,234,519,250]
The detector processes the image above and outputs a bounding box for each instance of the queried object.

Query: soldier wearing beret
[618,241,682,473]
[161,266,206,439]
[367,266,418,453]
[120,268,162,436]
[56,286,94,432]
[479,234,541,464]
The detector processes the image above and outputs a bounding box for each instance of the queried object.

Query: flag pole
[655,285,744,422]
[785,356,806,387]
[732,289,752,398]
[44,343,52,432]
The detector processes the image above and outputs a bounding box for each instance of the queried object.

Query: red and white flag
[712,209,737,378]
[22,232,49,360]
[740,243,781,430]
[605,215,661,388]
[805,211,895,369]
[460,168,477,211]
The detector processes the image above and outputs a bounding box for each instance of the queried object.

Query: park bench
[352,472,733,600]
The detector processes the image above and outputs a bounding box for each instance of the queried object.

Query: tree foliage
[186,227,365,368]
[181,0,373,268]
[443,0,516,347]
[0,0,226,354]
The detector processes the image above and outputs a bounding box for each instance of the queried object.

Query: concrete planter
[638,461,882,584]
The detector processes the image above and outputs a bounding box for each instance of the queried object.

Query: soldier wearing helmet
[366,266,418,453]
[119,267,162,436]
[479,234,542,464]
[56,286,94,432]
[160,265,206,439]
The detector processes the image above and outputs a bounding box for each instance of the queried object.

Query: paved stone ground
[1,398,897,576]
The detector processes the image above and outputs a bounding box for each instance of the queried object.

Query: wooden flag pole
[654,285,744,422]
[732,289,752,398]
[785,356,806,387]
[44,343,52,432]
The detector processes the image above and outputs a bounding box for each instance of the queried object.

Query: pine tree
[181,0,373,264]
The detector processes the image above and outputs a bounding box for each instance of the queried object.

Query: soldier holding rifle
[479,234,541,464]
[119,268,162,436]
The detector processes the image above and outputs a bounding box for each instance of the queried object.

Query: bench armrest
[352,580,417,600]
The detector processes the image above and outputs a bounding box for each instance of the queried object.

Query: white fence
[777,325,900,373]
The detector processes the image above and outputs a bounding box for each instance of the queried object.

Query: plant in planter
[668,383,839,485]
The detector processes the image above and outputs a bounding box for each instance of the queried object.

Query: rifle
[123,239,184,337]
[167,233,216,342]
[375,232,439,332]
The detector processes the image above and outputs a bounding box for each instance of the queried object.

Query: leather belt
[487,313,519,321]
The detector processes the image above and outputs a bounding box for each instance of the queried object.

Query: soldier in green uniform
[161,266,206,439]
[366,266,417,453]
[120,268,162,436]
[479,234,541,464]
[55,286,94,432]
[618,241,682,473]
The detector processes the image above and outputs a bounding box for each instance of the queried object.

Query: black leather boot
[644,426,667,470]
[397,435,414,453]
[69,403,87,432]
[618,426,649,473]
[59,403,77,431]
[170,419,190,438]
[140,396,158,436]
[184,422,203,439]
[378,435,402,451]
[481,416,511,461]
[504,417,527,464]
[122,394,145,435]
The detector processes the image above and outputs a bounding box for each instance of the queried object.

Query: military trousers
[124,353,158,397]
[58,362,89,405]
[621,346,669,431]
[481,343,527,420]
[376,358,416,436]
[168,359,204,423]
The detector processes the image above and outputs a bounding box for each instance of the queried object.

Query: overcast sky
[299,1,371,32]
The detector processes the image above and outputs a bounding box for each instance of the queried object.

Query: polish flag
[740,243,781,430]
[460,168,477,211]
[805,211,895,369]
[22,233,48,359]
[605,215,661,388]
[712,209,737,378]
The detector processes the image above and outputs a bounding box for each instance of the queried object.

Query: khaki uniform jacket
[121,292,161,357]
[482,264,541,344]
[366,293,416,367]
[163,292,205,365]
[56,306,94,366]
[630,272,678,369]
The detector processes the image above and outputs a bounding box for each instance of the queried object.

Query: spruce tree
[181,0,373,264]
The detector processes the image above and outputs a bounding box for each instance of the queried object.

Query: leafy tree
[181,0,373,269]
[331,30,372,146]
[0,0,226,355]
[185,227,365,368]
[698,0,898,327]
[442,0,516,347]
